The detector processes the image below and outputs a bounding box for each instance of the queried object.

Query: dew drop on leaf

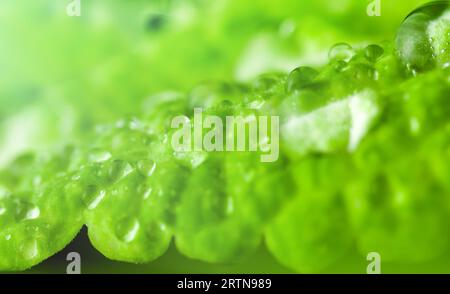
[364,44,384,62]
[15,200,40,221]
[82,185,106,210]
[21,240,38,260]
[286,66,319,92]
[137,159,157,177]
[328,43,355,62]
[115,217,140,243]
[107,159,133,183]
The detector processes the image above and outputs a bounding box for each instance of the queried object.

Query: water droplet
[115,217,140,242]
[21,240,38,259]
[5,234,11,241]
[137,159,156,177]
[107,159,133,183]
[145,221,168,244]
[161,134,169,144]
[328,43,355,62]
[331,60,348,72]
[364,44,384,62]
[286,66,319,92]
[396,2,449,71]
[15,201,40,221]
[82,185,106,210]
[89,149,112,163]
[174,151,207,169]
[128,118,142,130]
[252,74,280,93]
[248,100,265,110]
[142,187,153,200]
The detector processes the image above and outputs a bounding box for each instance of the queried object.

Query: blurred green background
[0,0,430,166]
[1,0,443,273]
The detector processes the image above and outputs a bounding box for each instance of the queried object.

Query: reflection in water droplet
[15,201,40,221]
[328,43,355,62]
[82,185,106,210]
[115,217,140,242]
[137,159,156,177]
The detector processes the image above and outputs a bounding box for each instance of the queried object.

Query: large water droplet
[15,201,40,221]
[137,159,156,177]
[115,217,140,242]
[396,1,450,71]
[82,185,106,210]
[328,43,355,62]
